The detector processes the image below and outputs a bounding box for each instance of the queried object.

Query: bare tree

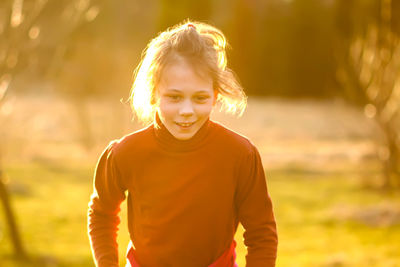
[0,0,100,262]
[335,0,400,188]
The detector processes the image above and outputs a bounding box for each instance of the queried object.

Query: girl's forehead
[157,74,213,97]
[162,53,211,76]
[159,58,213,87]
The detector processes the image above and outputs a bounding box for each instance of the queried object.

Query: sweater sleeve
[87,141,127,267]
[235,143,278,267]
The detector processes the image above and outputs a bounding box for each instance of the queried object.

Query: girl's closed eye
[166,94,182,101]
[194,95,210,102]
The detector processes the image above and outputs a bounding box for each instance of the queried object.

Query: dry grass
[1,94,378,169]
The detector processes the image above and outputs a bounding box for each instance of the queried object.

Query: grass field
[1,95,400,266]
[1,163,400,267]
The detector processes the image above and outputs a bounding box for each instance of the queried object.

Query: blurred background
[1,0,400,266]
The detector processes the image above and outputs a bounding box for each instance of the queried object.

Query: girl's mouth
[175,121,196,129]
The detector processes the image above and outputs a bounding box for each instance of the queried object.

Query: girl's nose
[179,99,194,116]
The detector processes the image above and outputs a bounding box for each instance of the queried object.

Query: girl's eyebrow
[165,89,212,94]
[195,90,212,94]
[163,89,182,93]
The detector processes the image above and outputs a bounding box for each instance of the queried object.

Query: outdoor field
[2,1,400,266]
[1,95,399,267]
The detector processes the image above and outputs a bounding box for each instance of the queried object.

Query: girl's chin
[172,127,198,140]
[170,132,192,140]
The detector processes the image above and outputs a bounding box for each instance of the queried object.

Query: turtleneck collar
[152,112,214,152]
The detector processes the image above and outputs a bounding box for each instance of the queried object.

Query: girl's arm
[235,143,278,267]
[87,141,127,267]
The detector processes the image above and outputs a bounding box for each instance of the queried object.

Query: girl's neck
[152,112,214,152]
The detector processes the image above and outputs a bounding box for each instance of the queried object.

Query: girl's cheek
[159,101,177,112]
[196,104,214,114]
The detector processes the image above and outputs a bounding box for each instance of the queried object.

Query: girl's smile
[175,121,196,128]
[157,57,215,140]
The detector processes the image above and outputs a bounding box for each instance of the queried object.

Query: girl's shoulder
[103,124,155,159]
[211,121,263,166]
[211,120,256,153]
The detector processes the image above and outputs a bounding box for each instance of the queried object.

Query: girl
[87,20,277,267]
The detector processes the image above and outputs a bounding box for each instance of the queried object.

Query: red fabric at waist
[126,240,238,267]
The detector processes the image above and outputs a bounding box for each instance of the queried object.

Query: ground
[0,94,399,266]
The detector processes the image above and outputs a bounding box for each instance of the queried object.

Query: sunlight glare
[11,0,24,28]
[29,26,40,40]
[364,103,376,119]
[86,6,99,22]
[0,74,11,100]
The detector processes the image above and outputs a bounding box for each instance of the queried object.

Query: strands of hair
[130,20,247,124]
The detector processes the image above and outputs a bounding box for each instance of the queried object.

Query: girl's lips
[175,121,196,129]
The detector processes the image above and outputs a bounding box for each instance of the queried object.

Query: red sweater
[87,115,278,267]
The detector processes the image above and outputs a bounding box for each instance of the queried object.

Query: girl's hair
[129,20,247,124]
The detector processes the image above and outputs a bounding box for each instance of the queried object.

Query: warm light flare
[0,98,15,116]
[130,47,158,123]
[0,74,12,100]
[85,6,99,22]
[364,103,376,119]
[11,0,24,28]
[75,0,90,12]
[29,26,40,39]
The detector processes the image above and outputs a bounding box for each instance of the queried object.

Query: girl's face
[156,58,215,140]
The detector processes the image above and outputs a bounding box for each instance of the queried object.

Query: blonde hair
[129,20,247,124]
